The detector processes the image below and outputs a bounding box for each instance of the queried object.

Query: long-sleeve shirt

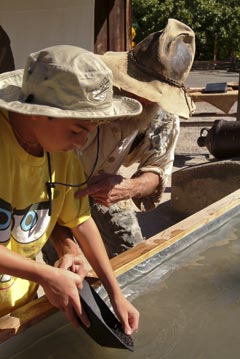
[77,104,180,211]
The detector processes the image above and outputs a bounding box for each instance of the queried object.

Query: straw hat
[99,18,196,119]
[0,45,142,120]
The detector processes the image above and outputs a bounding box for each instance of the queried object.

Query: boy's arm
[0,245,90,328]
[71,217,140,335]
[50,223,92,275]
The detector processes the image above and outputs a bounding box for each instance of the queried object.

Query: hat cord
[129,51,194,115]
[183,89,194,115]
[128,50,187,91]
[46,126,100,215]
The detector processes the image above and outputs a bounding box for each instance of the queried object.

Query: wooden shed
[0,0,132,69]
[94,0,132,53]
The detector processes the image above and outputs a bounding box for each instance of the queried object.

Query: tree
[132,0,240,62]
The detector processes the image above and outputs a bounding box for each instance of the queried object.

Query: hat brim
[0,70,142,120]
[98,52,195,119]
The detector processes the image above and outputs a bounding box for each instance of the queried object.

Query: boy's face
[35,117,97,153]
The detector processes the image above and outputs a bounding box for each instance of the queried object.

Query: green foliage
[132,0,240,61]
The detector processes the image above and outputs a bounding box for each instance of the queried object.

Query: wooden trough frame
[1,189,240,344]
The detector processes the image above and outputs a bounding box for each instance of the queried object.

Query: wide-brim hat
[99,18,196,119]
[0,45,142,120]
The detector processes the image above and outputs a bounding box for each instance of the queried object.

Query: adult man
[74,19,196,257]
[0,45,140,334]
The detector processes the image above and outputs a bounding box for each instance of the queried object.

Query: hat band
[128,50,186,91]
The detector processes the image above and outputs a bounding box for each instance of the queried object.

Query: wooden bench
[188,82,238,115]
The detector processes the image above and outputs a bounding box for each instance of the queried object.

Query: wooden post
[94,0,132,54]
[213,32,218,69]
[237,72,240,121]
[126,0,132,51]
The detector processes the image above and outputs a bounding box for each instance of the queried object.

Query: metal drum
[197,119,240,159]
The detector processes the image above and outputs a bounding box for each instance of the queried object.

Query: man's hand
[75,173,135,206]
[75,172,160,207]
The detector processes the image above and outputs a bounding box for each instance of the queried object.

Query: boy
[0,45,141,334]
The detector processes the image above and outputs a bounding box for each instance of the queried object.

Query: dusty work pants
[90,198,144,258]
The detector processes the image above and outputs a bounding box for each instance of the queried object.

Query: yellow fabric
[0,111,90,316]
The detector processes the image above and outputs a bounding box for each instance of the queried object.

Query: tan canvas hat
[0,45,142,120]
[99,18,196,119]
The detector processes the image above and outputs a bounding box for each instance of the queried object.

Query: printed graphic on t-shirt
[0,198,51,288]
[0,198,51,244]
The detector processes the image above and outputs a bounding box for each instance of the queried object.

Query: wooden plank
[125,0,132,50]
[190,90,238,114]
[109,0,125,51]
[111,189,240,276]
[94,0,131,53]
[94,0,112,54]
[191,113,237,118]
[237,73,240,121]
[0,296,57,344]
[180,120,237,128]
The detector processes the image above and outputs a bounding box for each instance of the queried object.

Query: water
[1,215,240,359]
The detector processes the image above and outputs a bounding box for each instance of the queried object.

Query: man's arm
[74,171,160,207]
[75,114,179,210]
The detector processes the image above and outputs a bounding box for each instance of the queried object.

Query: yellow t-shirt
[0,111,91,315]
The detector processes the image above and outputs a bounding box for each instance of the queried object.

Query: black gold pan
[77,279,134,351]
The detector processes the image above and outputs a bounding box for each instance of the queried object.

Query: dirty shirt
[78,107,180,211]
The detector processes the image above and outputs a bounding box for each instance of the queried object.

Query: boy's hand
[70,218,140,335]
[54,253,89,278]
[40,265,90,328]
[111,294,140,335]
